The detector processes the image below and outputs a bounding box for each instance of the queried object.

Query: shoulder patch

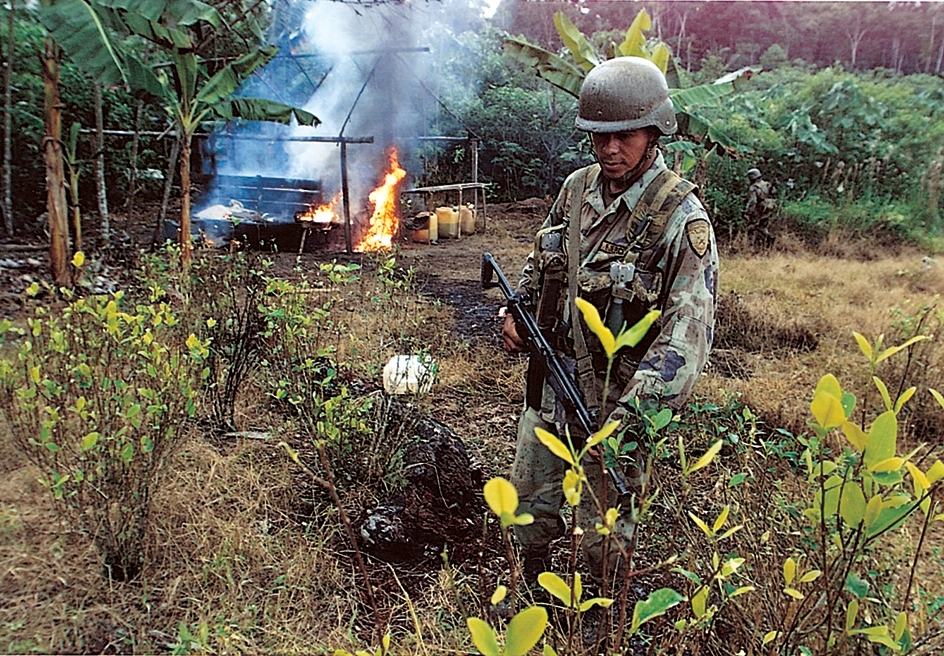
[686,219,711,258]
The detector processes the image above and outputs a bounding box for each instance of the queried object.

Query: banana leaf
[554,12,598,72]
[216,98,319,126]
[502,36,584,98]
[97,0,221,27]
[196,47,278,106]
[39,0,131,88]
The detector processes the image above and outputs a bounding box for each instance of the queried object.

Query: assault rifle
[481,252,630,496]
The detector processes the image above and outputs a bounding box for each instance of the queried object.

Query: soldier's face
[591,129,650,181]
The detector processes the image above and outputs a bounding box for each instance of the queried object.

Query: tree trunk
[72,203,82,254]
[179,135,191,269]
[94,82,109,241]
[42,36,70,287]
[127,99,143,223]
[1,0,13,237]
[155,138,178,246]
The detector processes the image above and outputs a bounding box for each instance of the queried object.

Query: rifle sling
[567,167,601,427]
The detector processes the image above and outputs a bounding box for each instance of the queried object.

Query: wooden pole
[341,141,352,253]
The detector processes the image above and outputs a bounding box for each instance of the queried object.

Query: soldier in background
[744,167,776,248]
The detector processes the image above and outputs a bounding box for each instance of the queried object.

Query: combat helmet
[747,168,763,181]
[575,57,677,135]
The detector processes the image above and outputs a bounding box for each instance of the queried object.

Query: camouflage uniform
[745,178,776,244]
[510,151,718,579]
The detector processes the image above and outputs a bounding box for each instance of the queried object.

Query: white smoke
[213,0,473,212]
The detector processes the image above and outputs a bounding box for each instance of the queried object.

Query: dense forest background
[494,0,944,76]
[1,0,942,251]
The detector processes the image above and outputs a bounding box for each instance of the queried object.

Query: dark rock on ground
[360,404,485,562]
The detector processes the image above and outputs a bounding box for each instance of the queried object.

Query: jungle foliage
[1,2,942,250]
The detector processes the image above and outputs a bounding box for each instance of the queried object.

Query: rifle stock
[482,252,630,496]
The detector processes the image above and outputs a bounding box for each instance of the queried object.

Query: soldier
[501,57,718,587]
[744,167,776,247]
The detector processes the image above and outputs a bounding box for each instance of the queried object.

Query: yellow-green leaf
[563,469,582,507]
[614,310,660,352]
[863,411,898,470]
[926,459,944,484]
[484,477,519,517]
[575,297,615,356]
[873,376,893,411]
[278,441,301,465]
[783,557,796,585]
[894,612,907,641]
[491,586,507,606]
[811,375,847,429]
[688,511,712,537]
[846,599,859,633]
[930,388,944,411]
[81,431,99,451]
[553,12,598,72]
[586,421,619,450]
[466,618,500,656]
[713,506,730,533]
[718,524,743,540]
[538,572,575,607]
[691,587,708,618]
[579,597,613,612]
[842,421,868,451]
[864,494,883,529]
[514,513,534,526]
[505,606,548,656]
[784,587,804,599]
[906,461,930,491]
[871,457,904,473]
[535,428,575,465]
[840,482,867,526]
[731,586,755,597]
[763,631,779,645]
[853,332,873,361]
[688,440,723,474]
[894,386,916,413]
[721,558,745,578]
[799,570,822,584]
[618,8,651,58]
[875,335,929,364]
[72,251,85,268]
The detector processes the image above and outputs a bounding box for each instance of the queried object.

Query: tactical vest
[532,163,697,419]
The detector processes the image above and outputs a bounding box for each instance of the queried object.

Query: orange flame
[297,192,342,225]
[356,147,407,252]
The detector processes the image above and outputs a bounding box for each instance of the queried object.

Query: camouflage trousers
[510,406,638,583]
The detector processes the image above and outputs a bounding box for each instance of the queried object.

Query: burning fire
[297,192,342,226]
[356,147,407,252]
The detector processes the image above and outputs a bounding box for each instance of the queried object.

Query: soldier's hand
[502,312,528,353]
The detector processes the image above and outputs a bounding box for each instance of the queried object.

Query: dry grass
[701,246,944,444]
[1,227,943,655]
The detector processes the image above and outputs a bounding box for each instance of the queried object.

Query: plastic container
[436,206,459,239]
[382,355,436,395]
[412,212,432,243]
[459,205,475,235]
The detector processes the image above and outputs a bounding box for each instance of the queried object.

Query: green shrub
[0,289,206,580]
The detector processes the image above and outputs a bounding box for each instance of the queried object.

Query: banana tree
[39,0,319,269]
[41,33,71,285]
[504,9,755,173]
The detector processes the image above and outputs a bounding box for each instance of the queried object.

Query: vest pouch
[535,250,568,346]
[618,269,663,356]
[575,268,614,355]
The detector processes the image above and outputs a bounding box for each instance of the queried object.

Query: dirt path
[396,199,549,345]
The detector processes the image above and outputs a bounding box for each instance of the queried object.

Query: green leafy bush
[0,290,206,580]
